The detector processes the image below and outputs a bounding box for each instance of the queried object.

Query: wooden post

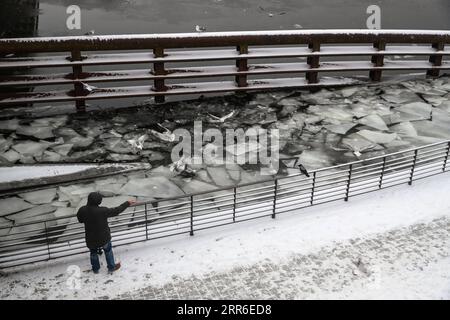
[426,42,444,78]
[369,41,386,82]
[71,50,86,113]
[153,47,166,104]
[235,44,248,93]
[306,42,320,84]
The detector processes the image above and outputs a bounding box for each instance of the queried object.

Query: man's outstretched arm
[105,200,136,218]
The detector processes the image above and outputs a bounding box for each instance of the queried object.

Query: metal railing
[0,30,449,111]
[1,140,449,269]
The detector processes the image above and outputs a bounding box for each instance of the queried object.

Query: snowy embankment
[1,172,449,299]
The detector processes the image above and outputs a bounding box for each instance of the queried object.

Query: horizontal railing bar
[276,185,314,197]
[416,145,449,156]
[350,168,384,181]
[412,171,448,182]
[193,197,235,210]
[415,154,447,165]
[276,177,313,188]
[276,194,312,205]
[414,163,446,174]
[375,175,410,186]
[313,170,349,180]
[194,213,273,233]
[2,29,450,53]
[2,60,449,87]
[275,198,313,211]
[0,77,360,105]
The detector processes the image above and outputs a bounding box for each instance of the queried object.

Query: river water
[0,0,449,38]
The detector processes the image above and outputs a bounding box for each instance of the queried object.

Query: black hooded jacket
[77,192,130,249]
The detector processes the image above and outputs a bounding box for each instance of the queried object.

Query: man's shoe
[93,269,99,274]
[108,263,121,274]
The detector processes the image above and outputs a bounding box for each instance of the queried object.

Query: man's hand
[128,199,137,206]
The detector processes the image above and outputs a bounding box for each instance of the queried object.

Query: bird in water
[127,134,148,153]
[170,155,196,177]
[195,25,207,32]
[206,110,235,123]
[81,82,97,94]
[150,123,176,142]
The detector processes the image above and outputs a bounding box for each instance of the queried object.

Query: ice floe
[119,176,184,198]
[19,188,57,205]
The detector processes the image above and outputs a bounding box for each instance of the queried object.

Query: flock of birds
[123,108,310,178]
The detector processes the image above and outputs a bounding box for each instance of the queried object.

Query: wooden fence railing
[0,30,449,112]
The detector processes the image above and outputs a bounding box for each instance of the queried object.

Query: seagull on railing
[195,25,207,32]
[127,134,148,152]
[84,30,95,36]
[81,82,97,94]
[295,162,310,177]
[206,110,235,123]
[150,123,176,142]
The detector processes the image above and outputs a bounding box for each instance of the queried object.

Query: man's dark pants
[89,241,115,272]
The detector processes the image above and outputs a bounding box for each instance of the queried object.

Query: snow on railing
[1,140,449,269]
[0,29,449,112]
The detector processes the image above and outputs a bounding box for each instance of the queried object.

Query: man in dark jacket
[77,192,135,274]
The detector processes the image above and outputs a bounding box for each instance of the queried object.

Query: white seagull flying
[206,110,236,123]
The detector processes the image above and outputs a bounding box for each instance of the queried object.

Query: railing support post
[190,195,194,236]
[426,42,444,78]
[71,50,86,113]
[369,41,386,82]
[310,172,316,205]
[443,142,450,172]
[144,203,149,240]
[44,221,51,260]
[345,164,353,201]
[235,44,248,88]
[232,187,237,222]
[409,150,418,185]
[272,179,278,219]
[379,156,387,189]
[153,47,166,104]
[306,41,320,85]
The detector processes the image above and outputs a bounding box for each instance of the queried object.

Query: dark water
[1,0,449,38]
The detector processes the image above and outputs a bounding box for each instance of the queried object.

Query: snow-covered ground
[0,165,96,183]
[1,171,449,300]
